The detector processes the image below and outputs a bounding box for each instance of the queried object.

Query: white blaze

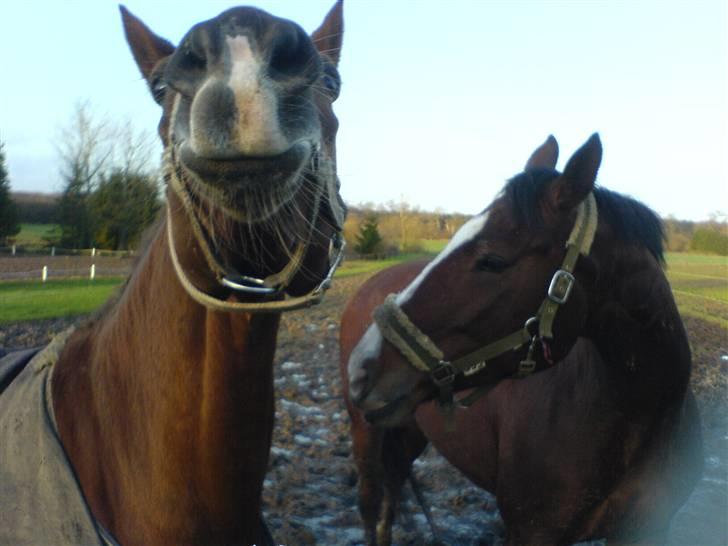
[349,212,488,379]
[396,212,489,304]
[348,323,384,379]
[225,35,287,155]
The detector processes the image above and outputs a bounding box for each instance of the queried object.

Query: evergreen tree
[354,214,383,256]
[57,170,94,248]
[88,168,161,250]
[0,141,20,245]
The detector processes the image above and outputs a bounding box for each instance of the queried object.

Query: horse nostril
[269,27,316,79]
[348,364,370,405]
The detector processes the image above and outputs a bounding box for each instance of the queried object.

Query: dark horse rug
[0,329,117,546]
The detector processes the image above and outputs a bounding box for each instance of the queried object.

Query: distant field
[336,252,429,278]
[0,278,122,324]
[0,251,726,326]
[418,239,449,253]
[665,252,728,328]
[14,223,59,246]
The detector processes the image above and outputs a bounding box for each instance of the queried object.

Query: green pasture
[0,251,726,327]
[14,224,60,246]
[0,279,122,324]
[665,253,728,328]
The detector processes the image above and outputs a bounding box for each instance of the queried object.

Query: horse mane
[502,168,665,263]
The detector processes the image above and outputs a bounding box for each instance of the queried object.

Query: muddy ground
[1,274,725,545]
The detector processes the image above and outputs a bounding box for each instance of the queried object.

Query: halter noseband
[165,150,346,314]
[373,193,598,418]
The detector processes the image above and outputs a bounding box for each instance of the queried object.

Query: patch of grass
[665,254,728,328]
[0,278,123,324]
[0,252,725,327]
[418,239,449,253]
[14,224,60,246]
[336,253,429,279]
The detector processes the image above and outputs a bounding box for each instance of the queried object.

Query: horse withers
[1,3,344,545]
[340,135,703,545]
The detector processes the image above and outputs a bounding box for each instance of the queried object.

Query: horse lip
[363,395,410,425]
[178,141,311,185]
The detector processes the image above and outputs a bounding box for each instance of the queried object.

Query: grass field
[665,252,728,328]
[0,251,726,326]
[0,278,122,323]
[14,223,60,246]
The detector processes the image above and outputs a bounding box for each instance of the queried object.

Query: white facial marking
[192,35,287,155]
[396,212,489,305]
[228,35,259,91]
[348,323,383,377]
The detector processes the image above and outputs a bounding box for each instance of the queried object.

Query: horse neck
[586,244,691,410]
[52,217,279,543]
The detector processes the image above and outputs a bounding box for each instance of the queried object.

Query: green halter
[373,193,598,420]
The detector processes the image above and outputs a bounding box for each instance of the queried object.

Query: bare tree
[56,101,113,248]
[56,101,161,249]
[113,119,158,180]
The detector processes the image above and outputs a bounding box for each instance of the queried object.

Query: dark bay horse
[340,135,703,545]
[8,3,345,545]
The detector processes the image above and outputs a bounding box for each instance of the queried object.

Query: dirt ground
[0,274,725,545]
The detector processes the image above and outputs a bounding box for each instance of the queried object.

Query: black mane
[503,168,665,263]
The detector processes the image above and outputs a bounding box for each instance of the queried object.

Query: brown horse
[340,135,703,545]
[38,3,344,545]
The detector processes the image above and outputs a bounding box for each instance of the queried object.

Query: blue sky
[0,0,725,220]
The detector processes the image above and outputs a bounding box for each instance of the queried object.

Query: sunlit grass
[0,251,726,327]
[14,223,60,246]
[0,278,123,323]
[665,254,728,328]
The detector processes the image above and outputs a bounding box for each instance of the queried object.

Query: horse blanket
[0,329,117,546]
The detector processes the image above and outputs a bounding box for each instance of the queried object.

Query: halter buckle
[432,361,456,387]
[548,270,575,305]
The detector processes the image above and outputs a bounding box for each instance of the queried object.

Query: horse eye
[320,66,340,98]
[322,74,338,92]
[476,254,509,273]
[151,78,167,103]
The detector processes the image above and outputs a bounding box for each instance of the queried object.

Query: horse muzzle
[178,140,312,189]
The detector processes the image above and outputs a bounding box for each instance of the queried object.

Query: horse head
[348,134,611,426]
[120,2,345,308]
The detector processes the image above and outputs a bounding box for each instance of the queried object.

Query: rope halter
[373,193,598,421]
[165,151,345,314]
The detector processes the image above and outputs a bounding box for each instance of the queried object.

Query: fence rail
[0,245,135,258]
[0,267,130,282]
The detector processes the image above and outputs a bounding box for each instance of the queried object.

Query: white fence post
[11,245,16,256]
[90,264,96,280]
[51,246,56,257]
[42,266,48,283]
[91,247,96,257]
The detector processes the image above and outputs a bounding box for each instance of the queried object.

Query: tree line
[1,110,726,256]
[347,206,728,258]
[0,102,161,250]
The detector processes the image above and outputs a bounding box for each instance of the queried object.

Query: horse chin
[176,140,314,223]
[363,387,433,428]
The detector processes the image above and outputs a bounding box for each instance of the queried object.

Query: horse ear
[120,5,175,82]
[311,0,344,66]
[525,135,559,171]
[550,133,602,211]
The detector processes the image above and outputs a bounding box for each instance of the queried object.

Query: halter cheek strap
[373,193,598,419]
